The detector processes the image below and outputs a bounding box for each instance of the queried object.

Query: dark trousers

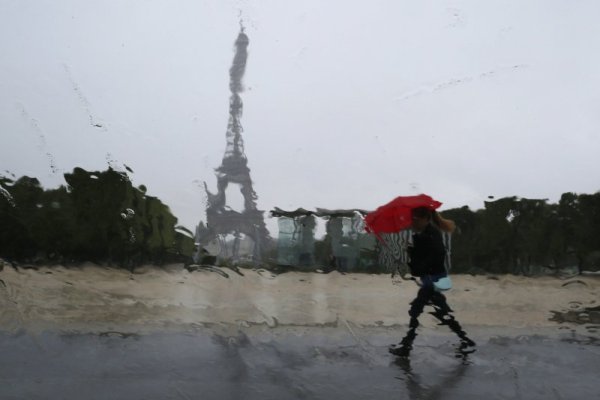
[399,282,473,348]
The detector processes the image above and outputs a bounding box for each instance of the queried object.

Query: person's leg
[430,291,453,313]
[390,285,433,356]
[429,292,476,350]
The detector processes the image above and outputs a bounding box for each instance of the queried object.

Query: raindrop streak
[129,227,136,243]
[62,63,106,130]
[394,64,528,102]
[0,185,16,207]
[15,103,59,174]
[120,208,135,220]
[105,154,131,182]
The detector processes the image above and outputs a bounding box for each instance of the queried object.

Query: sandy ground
[0,264,598,336]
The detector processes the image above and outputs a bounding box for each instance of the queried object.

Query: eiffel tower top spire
[223,29,249,162]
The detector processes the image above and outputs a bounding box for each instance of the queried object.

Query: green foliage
[0,168,194,267]
[445,194,600,274]
[0,176,43,259]
[2,169,599,275]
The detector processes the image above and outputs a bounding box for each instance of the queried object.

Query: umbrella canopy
[364,194,442,235]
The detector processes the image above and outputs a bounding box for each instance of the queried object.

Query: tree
[0,167,194,267]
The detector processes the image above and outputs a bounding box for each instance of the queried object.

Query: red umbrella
[364,194,442,236]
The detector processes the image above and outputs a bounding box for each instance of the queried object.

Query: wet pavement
[1,326,598,400]
[1,268,599,398]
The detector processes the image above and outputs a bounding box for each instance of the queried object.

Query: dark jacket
[408,223,447,277]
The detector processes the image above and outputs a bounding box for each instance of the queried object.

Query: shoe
[458,339,476,354]
[389,344,412,357]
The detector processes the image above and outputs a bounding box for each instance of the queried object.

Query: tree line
[0,168,194,268]
[1,168,599,274]
[300,194,600,275]
[443,194,600,274]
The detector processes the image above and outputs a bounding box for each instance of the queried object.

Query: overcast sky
[1,0,599,236]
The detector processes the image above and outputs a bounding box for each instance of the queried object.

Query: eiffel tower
[195,27,270,263]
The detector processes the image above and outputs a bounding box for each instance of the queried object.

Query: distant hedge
[443,194,600,274]
[0,168,194,268]
[1,168,599,274]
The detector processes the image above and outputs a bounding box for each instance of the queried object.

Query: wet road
[1,327,598,400]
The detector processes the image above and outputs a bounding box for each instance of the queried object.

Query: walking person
[389,207,476,357]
